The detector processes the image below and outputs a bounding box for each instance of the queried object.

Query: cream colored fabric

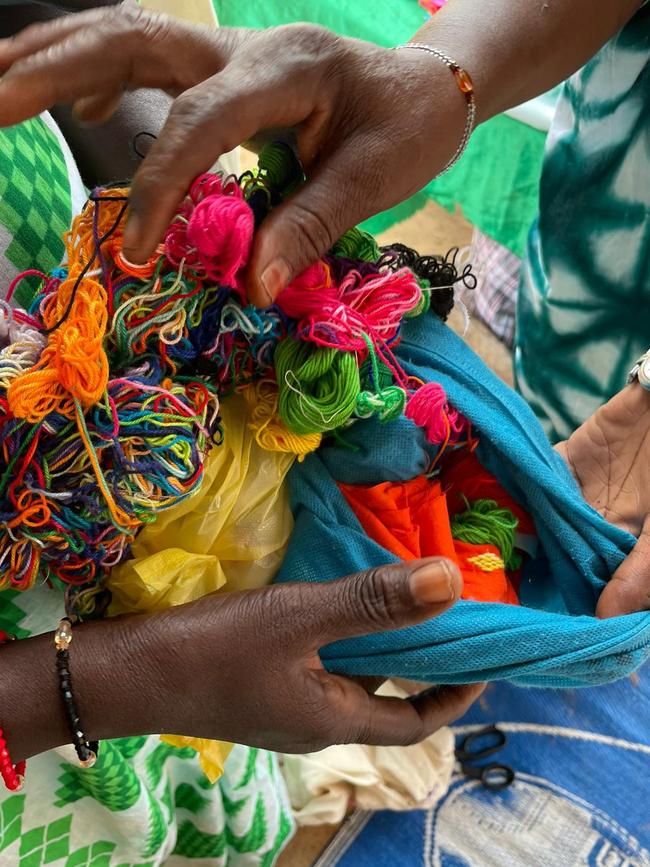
[281,684,455,826]
[141,0,217,26]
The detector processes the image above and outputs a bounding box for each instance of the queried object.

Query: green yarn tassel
[451,498,522,571]
[331,228,380,263]
[257,142,304,197]
[356,334,406,422]
[356,386,405,421]
[275,338,360,435]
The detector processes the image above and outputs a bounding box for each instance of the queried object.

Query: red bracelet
[0,631,26,791]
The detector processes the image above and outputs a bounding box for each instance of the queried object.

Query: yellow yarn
[467,552,505,572]
[241,378,322,460]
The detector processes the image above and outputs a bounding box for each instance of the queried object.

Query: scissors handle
[456,724,507,762]
[460,761,515,791]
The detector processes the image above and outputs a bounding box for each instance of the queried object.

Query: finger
[121,72,263,262]
[0,8,104,71]
[313,672,483,747]
[121,60,322,263]
[597,516,650,617]
[0,8,236,128]
[245,134,386,307]
[73,91,125,126]
[296,558,463,648]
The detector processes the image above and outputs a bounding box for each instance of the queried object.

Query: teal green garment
[516,3,650,441]
[213,0,547,255]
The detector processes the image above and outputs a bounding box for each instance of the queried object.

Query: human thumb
[245,154,364,307]
[315,558,463,646]
[597,517,650,617]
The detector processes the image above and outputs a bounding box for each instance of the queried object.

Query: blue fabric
[276,313,650,686]
[319,666,650,866]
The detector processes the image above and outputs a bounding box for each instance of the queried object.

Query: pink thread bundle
[277,264,422,352]
[164,173,254,293]
[405,382,468,446]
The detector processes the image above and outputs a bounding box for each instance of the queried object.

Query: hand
[148,558,481,752]
[557,383,650,617]
[0,4,466,304]
[3,558,481,760]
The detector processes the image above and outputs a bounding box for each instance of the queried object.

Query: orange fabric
[454,539,519,605]
[339,473,519,606]
[339,477,456,562]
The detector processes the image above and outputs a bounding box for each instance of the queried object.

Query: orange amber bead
[453,67,474,95]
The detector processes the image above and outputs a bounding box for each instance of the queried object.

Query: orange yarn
[113,247,161,280]
[7,195,128,423]
[8,277,108,421]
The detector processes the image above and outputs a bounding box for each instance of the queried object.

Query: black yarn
[132,131,158,160]
[379,243,477,322]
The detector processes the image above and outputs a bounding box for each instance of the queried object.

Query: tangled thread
[0,143,474,608]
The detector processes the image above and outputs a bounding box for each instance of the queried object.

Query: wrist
[0,611,171,762]
[396,43,476,175]
[390,45,469,177]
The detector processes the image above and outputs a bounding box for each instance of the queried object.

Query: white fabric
[281,683,455,826]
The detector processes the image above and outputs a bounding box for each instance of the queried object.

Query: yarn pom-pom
[276,262,335,319]
[164,173,254,290]
[405,382,467,445]
[186,193,254,288]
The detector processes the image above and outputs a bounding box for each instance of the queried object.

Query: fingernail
[260,257,290,305]
[122,213,143,262]
[410,559,461,605]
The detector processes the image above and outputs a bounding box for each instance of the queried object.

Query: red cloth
[442,448,535,535]
[339,472,520,605]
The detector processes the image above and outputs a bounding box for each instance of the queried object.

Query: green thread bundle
[451,499,522,571]
[331,227,381,263]
[356,335,406,422]
[405,281,431,318]
[275,338,360,435]
[256,141,304,198]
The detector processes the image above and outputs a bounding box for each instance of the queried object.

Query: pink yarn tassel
[164,173,253,292]
[277,265,422,351]
[405,382,467,445]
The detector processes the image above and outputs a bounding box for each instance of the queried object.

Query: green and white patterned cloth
[0,113,86,306]
[0,115,293,866]
[515,2,650,442]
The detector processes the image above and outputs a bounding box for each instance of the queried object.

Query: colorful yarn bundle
[0,143,475,609]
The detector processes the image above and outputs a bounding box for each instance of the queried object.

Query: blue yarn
[187,292,229,354]
[276,313,650,687]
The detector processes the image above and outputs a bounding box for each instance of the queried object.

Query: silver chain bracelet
[395,43,476,176]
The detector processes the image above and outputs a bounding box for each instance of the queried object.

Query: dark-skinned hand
[0,3,466,305]
[3,558,483,761]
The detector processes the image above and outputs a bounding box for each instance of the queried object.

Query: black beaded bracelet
[54,617,98,769]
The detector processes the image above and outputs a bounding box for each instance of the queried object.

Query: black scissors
[455,724,515,791]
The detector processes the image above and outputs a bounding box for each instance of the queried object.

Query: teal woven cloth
[276,313,650,687]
